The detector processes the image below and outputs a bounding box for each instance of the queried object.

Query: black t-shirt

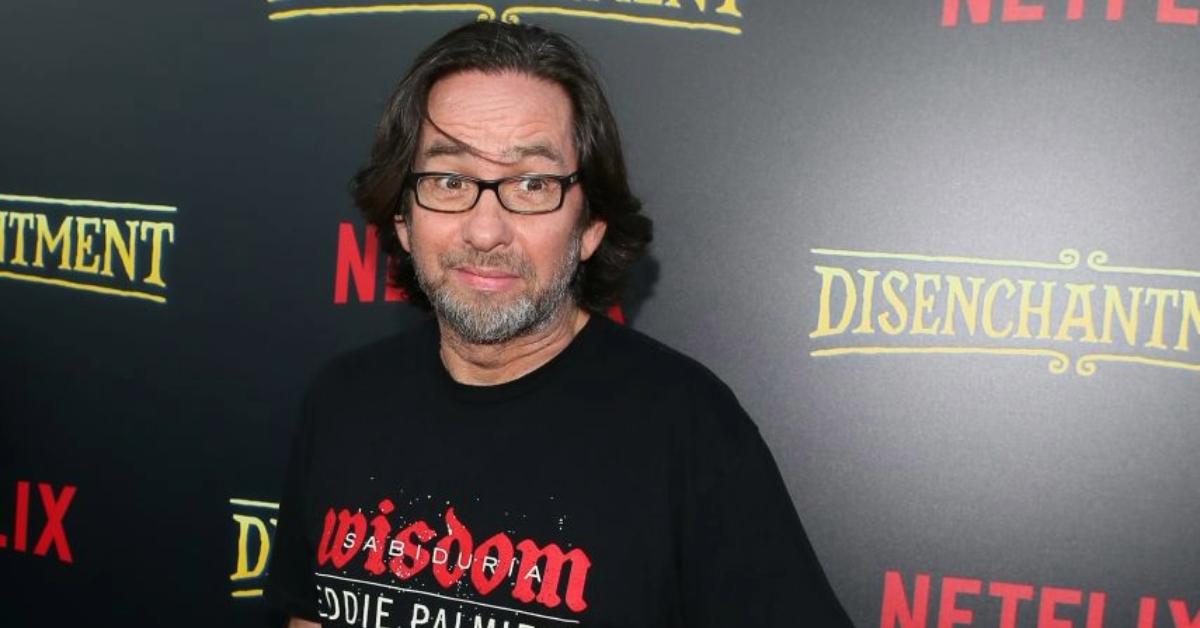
[266,314,852,627]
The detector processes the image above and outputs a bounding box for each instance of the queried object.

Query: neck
[438,304,591,386]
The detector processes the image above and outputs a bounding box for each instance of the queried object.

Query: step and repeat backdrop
[2,1,1198,626]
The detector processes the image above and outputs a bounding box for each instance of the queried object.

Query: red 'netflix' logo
[881,571,1200,628]
[333,223,407,304]
[0,480,76,564]
[942,0,1200,26]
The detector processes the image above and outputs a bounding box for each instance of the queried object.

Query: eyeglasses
[405,171,581,215]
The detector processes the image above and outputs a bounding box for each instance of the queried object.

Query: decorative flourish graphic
[1086,250,1200,278]
[0,193,176,213]
[499,6,741,34]
[265,0,744,35]
[811,346,1072,374]
[0,193,177,304]
[809,247,1200,377]
[268,3,496,22]
[810,247,1082,271]
[1075,353,1200,376]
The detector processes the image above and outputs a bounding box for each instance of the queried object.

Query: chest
[299,404,683,628]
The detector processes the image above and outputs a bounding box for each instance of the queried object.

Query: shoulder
[588,316,715,376]
[585,316,747,419]
[588,320,773,477]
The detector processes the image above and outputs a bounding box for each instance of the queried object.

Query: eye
[527,176,558,192]
[435,175,468,190]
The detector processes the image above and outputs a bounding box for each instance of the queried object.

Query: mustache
[439,249,535,280]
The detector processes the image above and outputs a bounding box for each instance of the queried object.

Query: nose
[460,186,513,252]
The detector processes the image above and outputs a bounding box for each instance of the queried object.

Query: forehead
[419,70,576,169]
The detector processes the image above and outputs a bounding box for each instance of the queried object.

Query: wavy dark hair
[350,20,652,313]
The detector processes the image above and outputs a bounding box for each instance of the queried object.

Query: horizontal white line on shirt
[313,571,581,624]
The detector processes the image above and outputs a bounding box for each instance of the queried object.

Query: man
[267,21,853,628]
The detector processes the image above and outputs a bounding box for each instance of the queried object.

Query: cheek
[525,224,580,273]
[407,217,455,258]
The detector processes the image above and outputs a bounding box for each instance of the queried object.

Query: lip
[453,266,520,291]
[458,266,519,279]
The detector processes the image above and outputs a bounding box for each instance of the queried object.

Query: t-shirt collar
[427,313,601,405]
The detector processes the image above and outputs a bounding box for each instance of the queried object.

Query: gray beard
[413,231,581,345]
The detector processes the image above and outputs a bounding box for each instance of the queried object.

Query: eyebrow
[422,140,566,167]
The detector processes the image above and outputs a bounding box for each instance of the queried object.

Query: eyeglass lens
[415,175,566,212]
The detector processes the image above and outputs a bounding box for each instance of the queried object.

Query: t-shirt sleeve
[264,381,323,622]
[676,377,854,627]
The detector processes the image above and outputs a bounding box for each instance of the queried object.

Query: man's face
[397,70,606,344]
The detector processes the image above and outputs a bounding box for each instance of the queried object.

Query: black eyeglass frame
[402,171,582,215]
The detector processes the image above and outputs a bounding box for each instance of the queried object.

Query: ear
[579,218,607,262]
[394,214,411,253]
